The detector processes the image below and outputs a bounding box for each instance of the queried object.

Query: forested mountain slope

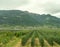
[0,10,60,27]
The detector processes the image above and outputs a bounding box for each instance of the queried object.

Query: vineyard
[0,28,60,47]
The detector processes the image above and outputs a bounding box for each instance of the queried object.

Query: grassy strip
[5,37,20,47]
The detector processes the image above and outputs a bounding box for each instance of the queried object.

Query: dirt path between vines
[14,39,21,47]
[14,39,60,47]
[44,39,60,47]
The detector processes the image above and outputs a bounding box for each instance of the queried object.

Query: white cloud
[0,0,60,18]
[16,0,60,18]
[0,0,28,9]
[52,13,60,18]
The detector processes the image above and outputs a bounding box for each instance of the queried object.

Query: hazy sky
[0,0,60,18]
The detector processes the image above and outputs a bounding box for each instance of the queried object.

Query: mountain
[0,10,60,27]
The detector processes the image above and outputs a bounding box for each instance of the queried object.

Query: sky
[0,0,60,18]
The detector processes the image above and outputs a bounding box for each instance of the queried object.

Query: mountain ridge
[0,10,60,27]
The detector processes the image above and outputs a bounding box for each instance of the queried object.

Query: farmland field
[0,28,60,47]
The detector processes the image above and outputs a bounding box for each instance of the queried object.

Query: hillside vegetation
[0,10,60,27]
